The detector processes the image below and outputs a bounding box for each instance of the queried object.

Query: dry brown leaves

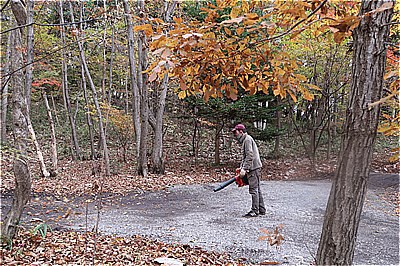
[1,152,397,198]
[0,230,245,265]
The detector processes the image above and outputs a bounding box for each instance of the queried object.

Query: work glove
[239,168,246,177]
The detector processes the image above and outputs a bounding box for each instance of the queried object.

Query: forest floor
[1,151,399,265]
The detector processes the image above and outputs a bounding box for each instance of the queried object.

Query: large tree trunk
[123,0,141,157]
[1,26,31,241]
[316,1,394,265]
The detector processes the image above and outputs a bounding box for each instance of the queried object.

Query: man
[232,124,266,217]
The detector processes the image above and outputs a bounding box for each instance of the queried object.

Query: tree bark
[69,2,110,175]
[43,90,58,175]
[0,33,12,145]
[123,0,141,157]
[137,0,149,177]
[273,98,282,157]
[59,0,81,161]
[81,64,96,160]
[214,124,223,165]
[150,0,177,174]
[151,74,167,174]
[23,0,50,178]
[10,0,26,32]
[78,4,95,160]
[1,26,31,241]
[316,1,394,265]
[101,0,107,100]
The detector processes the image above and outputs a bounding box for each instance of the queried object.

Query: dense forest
[1,0,398,265]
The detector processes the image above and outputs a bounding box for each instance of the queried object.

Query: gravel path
[65,173,399,265]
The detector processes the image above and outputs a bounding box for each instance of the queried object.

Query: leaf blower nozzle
[213,169,249,192]
[213,177,236,192]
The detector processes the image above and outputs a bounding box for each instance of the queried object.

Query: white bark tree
[59,0,82,161]
[69,1,110,176]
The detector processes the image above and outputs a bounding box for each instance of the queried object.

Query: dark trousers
[248,168,266,214]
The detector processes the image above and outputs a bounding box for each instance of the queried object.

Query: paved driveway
[66,173,399,265]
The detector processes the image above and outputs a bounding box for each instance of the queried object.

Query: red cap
[232,124,246,131]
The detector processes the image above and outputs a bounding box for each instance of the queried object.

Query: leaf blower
[213,168,249,192]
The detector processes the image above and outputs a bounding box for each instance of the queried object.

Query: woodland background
[0,0,399,265]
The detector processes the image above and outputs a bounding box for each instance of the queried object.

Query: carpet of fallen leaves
[0,230,247,265]
[1,137,398,265]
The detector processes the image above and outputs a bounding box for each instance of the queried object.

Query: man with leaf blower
[232,124,266,218]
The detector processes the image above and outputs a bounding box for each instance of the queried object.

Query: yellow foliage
[145,0,371,103]
[178,90,186,100]
[133,24,153,37]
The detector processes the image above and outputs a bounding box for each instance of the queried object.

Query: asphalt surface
[1,173,398,265]
[62,173,399,265]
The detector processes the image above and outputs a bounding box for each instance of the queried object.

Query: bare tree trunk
[59,0,81,160]
[101,0,107,100]
[150,0,177,174]
[1,26,31,241]
[69,2,110,175]
[81,64,96,160]
[124,70,130,114]
[137,0,149,176]
[214,124,223,165]
[79,4,95,160]
[24,0,50,178]
[123,0,141,157]
[26,116,50,177]
[43,90,57,176]
[326,88,332,160]
[1,33,12,145]
[316,1,394,264]
[50,92,60,126]
[273,98,282,157]
[151,74,167,174]
[103,21,116,153]
[25,0,33,107]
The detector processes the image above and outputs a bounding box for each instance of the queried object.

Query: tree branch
[251,0,328,45]
[0,18,101,35]
[0,0,10,12]
[381,21,400,27]
[1,26,109,93]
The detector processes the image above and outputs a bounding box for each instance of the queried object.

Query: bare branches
[253,0,329,45]
[0,0,11,12]
[0,18,101,35]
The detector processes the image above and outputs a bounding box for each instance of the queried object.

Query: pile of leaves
[1,230,246,265]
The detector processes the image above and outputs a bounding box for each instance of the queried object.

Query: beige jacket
[239,133,262,171]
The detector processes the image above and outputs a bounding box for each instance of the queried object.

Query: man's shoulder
[245,134,254,141]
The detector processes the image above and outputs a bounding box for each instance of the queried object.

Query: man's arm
[241,138,254,171]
